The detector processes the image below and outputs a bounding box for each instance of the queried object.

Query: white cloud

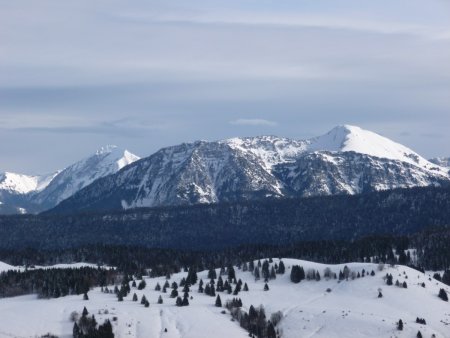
[230,119,277,127]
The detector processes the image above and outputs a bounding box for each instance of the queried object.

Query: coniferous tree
[141,295,147,305]
[438,288,448,301]
[215,294,222,307]
[73,322,81,338]
[176,296,183,307]
[243,283,249,291]
[386,273,393,285]
[83,292,89,300]
[290,265,305,283]
[254,266,260,281]
[155,282,161,291]
[82,307,88,317]
[278,260,285,274]
[417,330,422,338]
[182,292,189,306]
[208,268,217,279]
[315,270,321,281]
[267,321,276,338]
[270,267,277,280]
[227,265,236,281]
[264,283,269,291]
[397,319,403,330]
[138,280,146,290]
[132,293,138,301]
[158,295,163,304]
[262,260,270,280]
[170,289,178,298]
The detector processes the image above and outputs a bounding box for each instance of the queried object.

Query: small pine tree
[155,283,161,291]
[158,295,163,304]
[267,322,276,338]
[73,322,81,338]
[132,293,138,301]
[176,296,183,307]
[397,319,403,331]
[82,307,88,317]
[215,295,222,307]
[170,289,178,298]
[141,295,147,305]
[144,300,150,307]
[83,292,89,300]
[138,280,146,290]
[243,283,249,291]
[417,330,422,338]
[438,288,448,301]
[264,283,269,291]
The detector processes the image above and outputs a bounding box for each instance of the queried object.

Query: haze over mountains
[1,125,448,215]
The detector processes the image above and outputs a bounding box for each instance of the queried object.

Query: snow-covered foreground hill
[0,259,449,338]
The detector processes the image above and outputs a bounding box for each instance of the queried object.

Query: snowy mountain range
[0,146,140,214]
[50,125,450,214]
[1,125,448,215]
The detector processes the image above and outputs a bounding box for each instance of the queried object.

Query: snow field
[0,259,449,338]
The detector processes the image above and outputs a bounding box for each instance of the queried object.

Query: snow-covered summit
[0,171,58,194]
[308,125,438,170]
[33,146,140,208]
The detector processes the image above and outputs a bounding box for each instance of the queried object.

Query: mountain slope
[50,125,449,213]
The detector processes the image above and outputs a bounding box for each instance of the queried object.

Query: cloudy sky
[1,0,449,174]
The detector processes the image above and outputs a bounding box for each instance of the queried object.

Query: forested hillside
[0,186,449,250]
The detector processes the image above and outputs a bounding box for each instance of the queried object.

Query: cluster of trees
[72,307,114,338]
[415,317,426,325]
[0,267,117,298]
[227,303,280,338]
[432,270,450,286]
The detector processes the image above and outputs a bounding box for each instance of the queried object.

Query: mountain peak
[95,145,118,155]
[306,125,445,173]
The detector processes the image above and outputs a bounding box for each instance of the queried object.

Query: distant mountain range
[1,125,449,215]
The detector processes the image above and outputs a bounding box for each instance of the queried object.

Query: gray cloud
[0,0,449,173]
[230,119,277,127]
